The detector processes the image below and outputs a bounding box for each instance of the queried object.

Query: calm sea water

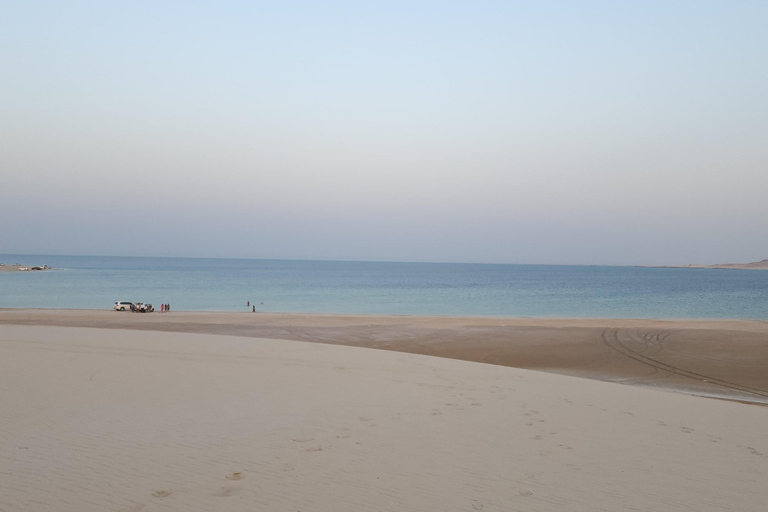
[1,254,767,318]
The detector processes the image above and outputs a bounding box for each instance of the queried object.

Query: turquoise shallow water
[1,254,767,318]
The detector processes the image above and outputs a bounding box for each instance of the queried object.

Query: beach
[2,310,768,404]
[1,311,767,511]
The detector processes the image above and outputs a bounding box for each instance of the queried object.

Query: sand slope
[1,325,766,512]
[2,310,768,404]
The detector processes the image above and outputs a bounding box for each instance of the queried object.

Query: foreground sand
[1,324,767,512]
[2,309,768,404]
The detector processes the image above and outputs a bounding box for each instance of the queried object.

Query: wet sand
[2,309,767,404]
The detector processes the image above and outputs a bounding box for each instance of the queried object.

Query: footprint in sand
[151,490,173,498]
[117,505,145,512]
[214,486,241,497]
[226,472,244,481]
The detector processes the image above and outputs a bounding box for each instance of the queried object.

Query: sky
[1,1,767,265]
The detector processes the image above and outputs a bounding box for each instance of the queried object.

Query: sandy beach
[1,311,767,511]
[2,309,768,404]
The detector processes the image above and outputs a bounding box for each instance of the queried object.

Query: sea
[1,254,767,319]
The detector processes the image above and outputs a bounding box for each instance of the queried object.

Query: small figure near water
[253,305,255,313]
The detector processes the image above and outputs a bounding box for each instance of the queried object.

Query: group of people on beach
[160,303,171,312]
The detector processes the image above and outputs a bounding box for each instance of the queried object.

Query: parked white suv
[114,301,133,311]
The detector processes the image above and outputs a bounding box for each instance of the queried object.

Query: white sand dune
[1,325,766,512]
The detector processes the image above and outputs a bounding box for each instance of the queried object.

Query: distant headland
[644,259,768,271]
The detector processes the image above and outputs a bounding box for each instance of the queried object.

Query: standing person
[167,303,170,312]
[252,305,255,313]
[247,301,250,307]
[160,304,164,312]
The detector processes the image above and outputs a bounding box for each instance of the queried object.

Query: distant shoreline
[0,264,53,272]
[638,259,768,271]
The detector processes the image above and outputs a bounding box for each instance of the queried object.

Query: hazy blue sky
[2,1,766,264]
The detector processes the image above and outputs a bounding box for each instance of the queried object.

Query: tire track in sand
[601,329,768,402]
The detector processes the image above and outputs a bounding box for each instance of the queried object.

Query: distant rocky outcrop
[699,259,768,270]
[0,264,52,272]
[640,259,768,271]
